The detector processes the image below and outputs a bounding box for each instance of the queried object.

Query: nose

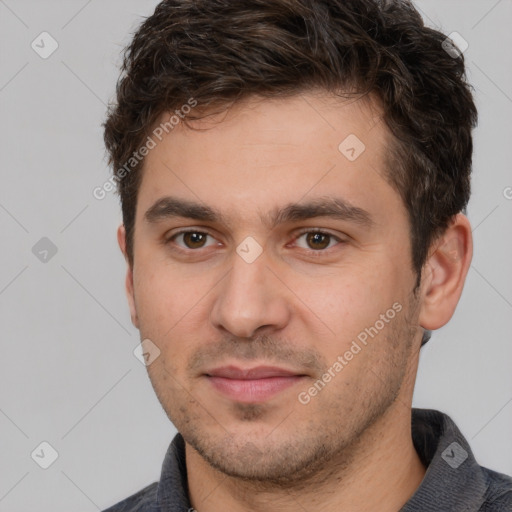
[209,248,291,339]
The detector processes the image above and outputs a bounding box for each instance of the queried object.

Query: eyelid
[292,227,344,240]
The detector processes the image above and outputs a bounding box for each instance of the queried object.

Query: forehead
[136,91,403,229]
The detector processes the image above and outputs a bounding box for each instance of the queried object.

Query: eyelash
[165,228,345,256]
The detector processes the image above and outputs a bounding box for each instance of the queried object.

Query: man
[102,0,512,510]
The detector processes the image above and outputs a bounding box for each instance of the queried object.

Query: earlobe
[418,214,473,331]
[117,224,139,329]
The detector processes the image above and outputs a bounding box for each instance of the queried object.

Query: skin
[117,90,473,512]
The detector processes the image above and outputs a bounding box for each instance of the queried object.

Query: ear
[117,224,139,329]
[418,213,473,330]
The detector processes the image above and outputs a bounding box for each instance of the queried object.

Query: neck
[186,401,426,512]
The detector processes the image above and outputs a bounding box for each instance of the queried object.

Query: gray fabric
[103,408,512,511]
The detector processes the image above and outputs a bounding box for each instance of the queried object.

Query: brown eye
[182,232,208,249]
[305,232,331,250]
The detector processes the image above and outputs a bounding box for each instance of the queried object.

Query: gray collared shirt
[103,408,512,511]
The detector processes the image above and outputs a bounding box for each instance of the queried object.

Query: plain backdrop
[0,1,511,510]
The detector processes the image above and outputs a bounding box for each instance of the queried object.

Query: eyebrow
[144,195,374,230]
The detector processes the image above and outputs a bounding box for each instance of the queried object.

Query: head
[104,0,476,484]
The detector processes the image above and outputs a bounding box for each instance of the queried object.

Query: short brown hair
[103,0,477,343]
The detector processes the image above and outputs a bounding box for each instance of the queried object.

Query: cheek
[134,258,197,317]
[291,262,402,343]
[132,261,216,356]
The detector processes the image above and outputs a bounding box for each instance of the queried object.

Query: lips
[204,365,306,403]
[206,365,301,379]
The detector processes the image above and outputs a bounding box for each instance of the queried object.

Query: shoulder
[102,482,158,512]
[480,466,512,511]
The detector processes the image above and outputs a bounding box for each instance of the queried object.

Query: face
[123,91,424,484]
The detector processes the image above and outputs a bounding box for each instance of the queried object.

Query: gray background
[0,0,511,510]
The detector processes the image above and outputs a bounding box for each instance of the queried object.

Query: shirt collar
[401,408,489,510]
[156,432,191,510]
